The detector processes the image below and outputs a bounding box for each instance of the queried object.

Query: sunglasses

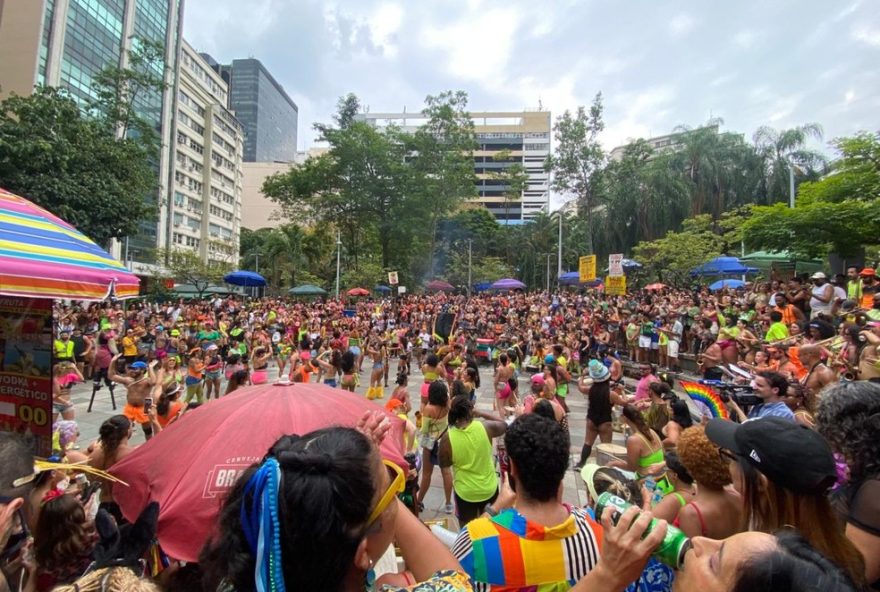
[365,460,405,528]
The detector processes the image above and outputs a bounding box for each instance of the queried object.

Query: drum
[595,443,627,467]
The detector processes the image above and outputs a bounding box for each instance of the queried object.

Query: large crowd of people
[2,267,880,591]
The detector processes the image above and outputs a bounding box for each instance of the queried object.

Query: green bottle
[595,492,691,569]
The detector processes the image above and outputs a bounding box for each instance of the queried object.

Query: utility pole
[335,229,342,299]
[788,163,796,209]
[467,239,472,297]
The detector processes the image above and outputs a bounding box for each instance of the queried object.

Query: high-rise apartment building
[169,41,243,265]
[200,55,298,163]
[0,0,183,264]
[357,110,551,224]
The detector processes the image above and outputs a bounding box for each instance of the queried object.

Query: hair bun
[278,450,335,474]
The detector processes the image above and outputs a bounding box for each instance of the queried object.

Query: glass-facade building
[205,57,298,162]
[22,0,181,263]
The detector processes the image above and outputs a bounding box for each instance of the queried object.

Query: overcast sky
[184,0,879,157]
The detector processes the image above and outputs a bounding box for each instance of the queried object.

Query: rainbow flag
[679,380,730,419]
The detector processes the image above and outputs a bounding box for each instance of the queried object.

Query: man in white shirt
[809,272,834,319]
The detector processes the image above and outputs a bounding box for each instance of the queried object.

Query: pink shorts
[420,382,430,401]
[252,369,268,385]
[496,384,512,400]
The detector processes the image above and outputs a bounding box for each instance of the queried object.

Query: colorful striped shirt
[452,507,602,591]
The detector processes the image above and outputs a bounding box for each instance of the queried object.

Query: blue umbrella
[374,285,392,293]
[472,282,491,292]
[709,279,746,291]
[223,270,267,287]
[558,271,603,287]
[558,271,581,285]
[690,256,759,277]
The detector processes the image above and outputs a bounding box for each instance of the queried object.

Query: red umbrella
[644,282,667,291]
[347,287,370,296]
[426,279,455,292]
[110,383,406,562]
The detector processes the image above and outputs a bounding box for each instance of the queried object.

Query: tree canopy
[0,39,164,246]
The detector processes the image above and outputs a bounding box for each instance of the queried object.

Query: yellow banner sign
[579,255,597,282]
[606,275,627,295]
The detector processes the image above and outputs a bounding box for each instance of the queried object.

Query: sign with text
[398,286,407,294]
[579,255,597,283]
[0,297,54,456]
[388,271,399,285]
[609,254,624,277]
[606,275,627,296]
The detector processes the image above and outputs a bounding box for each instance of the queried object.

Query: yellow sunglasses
[366,459,405,527]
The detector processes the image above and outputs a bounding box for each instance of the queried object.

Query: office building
[357,110,551,223]
[239,148,327,230]
[171,40,244,265]
[0,0,183,265]
[609,123,720,161]
[200,55,298,162]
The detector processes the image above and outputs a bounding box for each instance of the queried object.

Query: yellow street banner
[606,275,627,295]
[579,255,597,282]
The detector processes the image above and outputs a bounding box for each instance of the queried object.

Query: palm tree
[753,124,827,205]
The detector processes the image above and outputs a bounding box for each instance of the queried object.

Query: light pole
[546,253,551,292]
[467,239,472,297]
[335,229,341,299]
[557,212,563,279]
[788,162,796,209]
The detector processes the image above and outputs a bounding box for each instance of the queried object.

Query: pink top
[635,374,659,402]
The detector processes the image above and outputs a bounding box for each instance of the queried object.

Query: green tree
[157,248,230,298]
[89,37,167,148]
[632,218,724,286]
[444,253,513,288]
[743,132,880,259]
[408,91,479,276]
[753,123,826,204]
[487,149,528,223]
[0,87,156,245]
[544,93,605,253]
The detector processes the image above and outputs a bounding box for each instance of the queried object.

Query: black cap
[705,417,837,495]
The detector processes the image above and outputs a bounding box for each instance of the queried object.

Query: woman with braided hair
[200,410,470,591]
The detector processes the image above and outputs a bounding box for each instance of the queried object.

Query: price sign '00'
[17,404,49,427]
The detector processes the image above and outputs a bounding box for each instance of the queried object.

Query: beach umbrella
[288,284,327,296]
[690,256,759,277]
[110,383,407,562]
[426,280,455,292]
[0,187,140,300]
[347,287,370,296]
[644,283,667,291]
[490,278,526,290]
[374,285,391,293]
[709,279,746,291]
[223,270,266,287]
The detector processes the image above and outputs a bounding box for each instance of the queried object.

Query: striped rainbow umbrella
[0,187,140,300]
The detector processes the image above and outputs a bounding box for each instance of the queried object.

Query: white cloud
[844,89,856,104]
[733,30,757,50]
[668,13,696,38]
[834,1,861,22]
[852,24,880,48]
[421,8,522,81]
[368,2,403,57]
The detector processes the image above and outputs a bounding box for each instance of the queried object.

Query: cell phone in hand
[144,397,153,413]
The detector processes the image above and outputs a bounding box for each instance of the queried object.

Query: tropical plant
[753,123,826,204]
